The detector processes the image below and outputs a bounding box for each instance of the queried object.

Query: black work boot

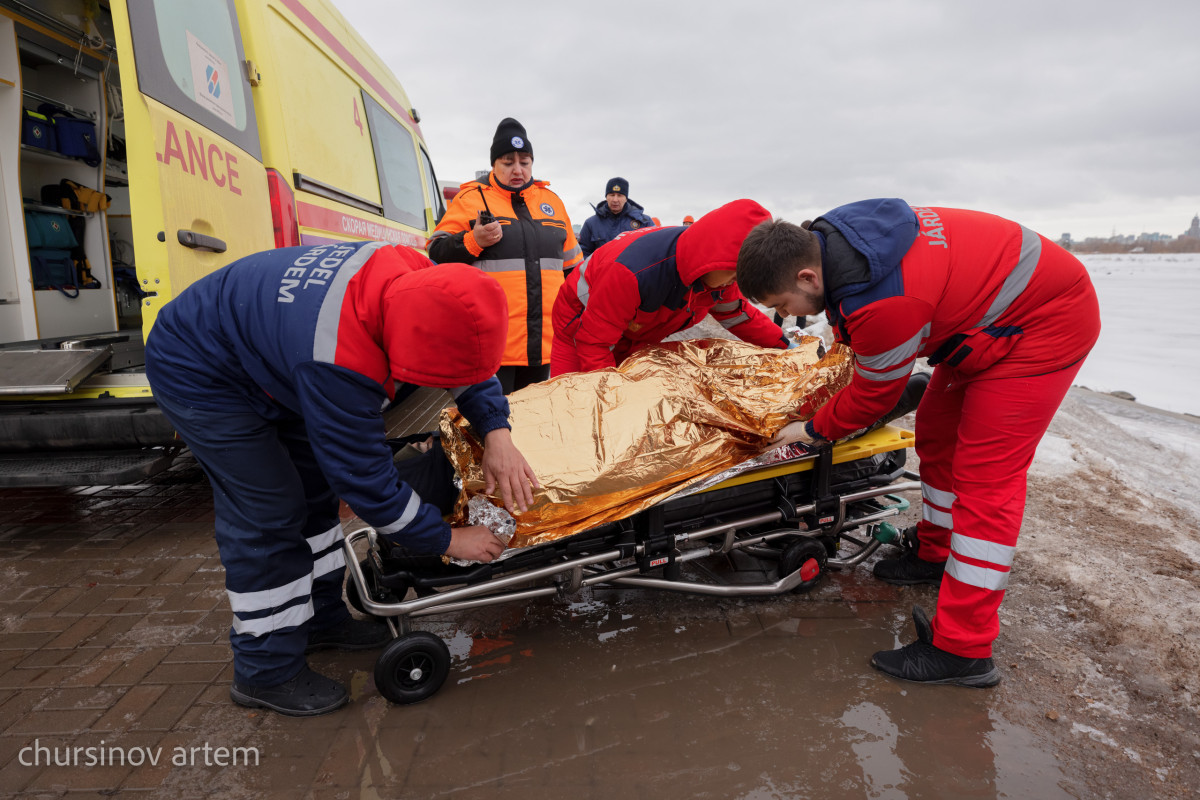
[230,665,349,716]
[305,617,391,653]
[871,605,1000,688]
[873,526,946,586]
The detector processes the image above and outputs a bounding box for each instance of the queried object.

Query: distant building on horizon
[1184,214,1200,239]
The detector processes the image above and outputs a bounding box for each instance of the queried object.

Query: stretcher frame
[342,425,920,704]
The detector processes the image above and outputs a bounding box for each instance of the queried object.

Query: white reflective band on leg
[311,548,346,580]
[231,600,314,637]
[922,483,956,509]
[945,555,1009,591]
[227,572,313,613]
[377,492,422,536]
[922,504,953,529]
[951,533,1016,567]
[307,523,344,554]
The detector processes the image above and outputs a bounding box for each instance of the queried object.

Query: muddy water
[324,583,1073,799]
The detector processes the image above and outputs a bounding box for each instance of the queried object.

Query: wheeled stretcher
[342,424,921,705]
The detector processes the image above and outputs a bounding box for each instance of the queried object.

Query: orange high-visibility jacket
[429,173,583,366]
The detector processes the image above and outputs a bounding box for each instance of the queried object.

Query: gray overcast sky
[336,0,1199,241]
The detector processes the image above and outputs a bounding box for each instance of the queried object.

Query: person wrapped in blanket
[144,241,537,717]
[736,199,1100,688]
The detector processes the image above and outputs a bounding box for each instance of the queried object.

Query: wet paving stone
[0,450,1116,798]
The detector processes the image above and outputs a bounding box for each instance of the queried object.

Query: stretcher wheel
[374,632,451,704]
[347,558,399,617]
[779,539,828,593]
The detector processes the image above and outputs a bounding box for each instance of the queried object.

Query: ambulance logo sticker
[540,203,554,216]
[187,32,236,126]
[205,65,222,100]
[511,136,524,149]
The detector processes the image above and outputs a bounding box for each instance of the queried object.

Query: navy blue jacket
[145,242,510,554]
[578,198,655,257]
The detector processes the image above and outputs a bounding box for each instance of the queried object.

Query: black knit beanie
[490,118,533,164]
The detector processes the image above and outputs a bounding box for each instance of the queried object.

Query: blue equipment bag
[30,249,80,297]
[21,108,57,151]
[38,103,102,166]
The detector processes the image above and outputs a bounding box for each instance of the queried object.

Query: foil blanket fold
[439,337,854,549]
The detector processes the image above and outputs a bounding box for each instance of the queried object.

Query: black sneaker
[305,617,391,653]
[870,606,1000,688]
[230,665,349,716]
[873,527,945,586]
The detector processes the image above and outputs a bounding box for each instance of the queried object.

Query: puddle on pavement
[320,587,1074,799]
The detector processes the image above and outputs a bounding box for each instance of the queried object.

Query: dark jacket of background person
[577,196,655,257]
[429,174,582,369]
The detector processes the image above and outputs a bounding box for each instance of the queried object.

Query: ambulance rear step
[0,448,179,488]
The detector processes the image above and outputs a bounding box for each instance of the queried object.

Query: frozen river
[1075,252,1200,416]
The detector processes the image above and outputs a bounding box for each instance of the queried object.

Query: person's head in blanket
[386,263,509,388]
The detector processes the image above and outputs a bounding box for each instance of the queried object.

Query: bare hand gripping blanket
[439,338,854,549]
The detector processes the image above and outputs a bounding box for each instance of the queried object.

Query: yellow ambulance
[0,0,447,485]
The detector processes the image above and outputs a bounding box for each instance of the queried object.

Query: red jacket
[809,201,1100,440]
[551,199,786,373]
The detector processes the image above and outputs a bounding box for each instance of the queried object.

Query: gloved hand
[786,338,801,350]
[771,419,824,447]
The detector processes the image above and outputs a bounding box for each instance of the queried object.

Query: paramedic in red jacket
[550,199,789,375]
[145,241,538,716]
[736,199,1100,687]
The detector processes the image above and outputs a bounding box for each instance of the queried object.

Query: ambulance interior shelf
[22,200,89,219]
[12,26,120,338]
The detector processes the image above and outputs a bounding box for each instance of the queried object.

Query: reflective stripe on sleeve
[376,492,422,536]
[855,362,912,381]
[856,324,929,374]
[712,300,740,313]
[577,258,592,306]
[945,555,1010,591]
[719,313,750,329]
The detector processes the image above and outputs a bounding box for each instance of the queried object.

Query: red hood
[384,264,508,387]
[675,199,772,285]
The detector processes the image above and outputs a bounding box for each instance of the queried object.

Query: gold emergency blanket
[440,338,854,549]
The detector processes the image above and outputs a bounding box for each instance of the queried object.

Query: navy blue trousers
[154,390,351,687]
